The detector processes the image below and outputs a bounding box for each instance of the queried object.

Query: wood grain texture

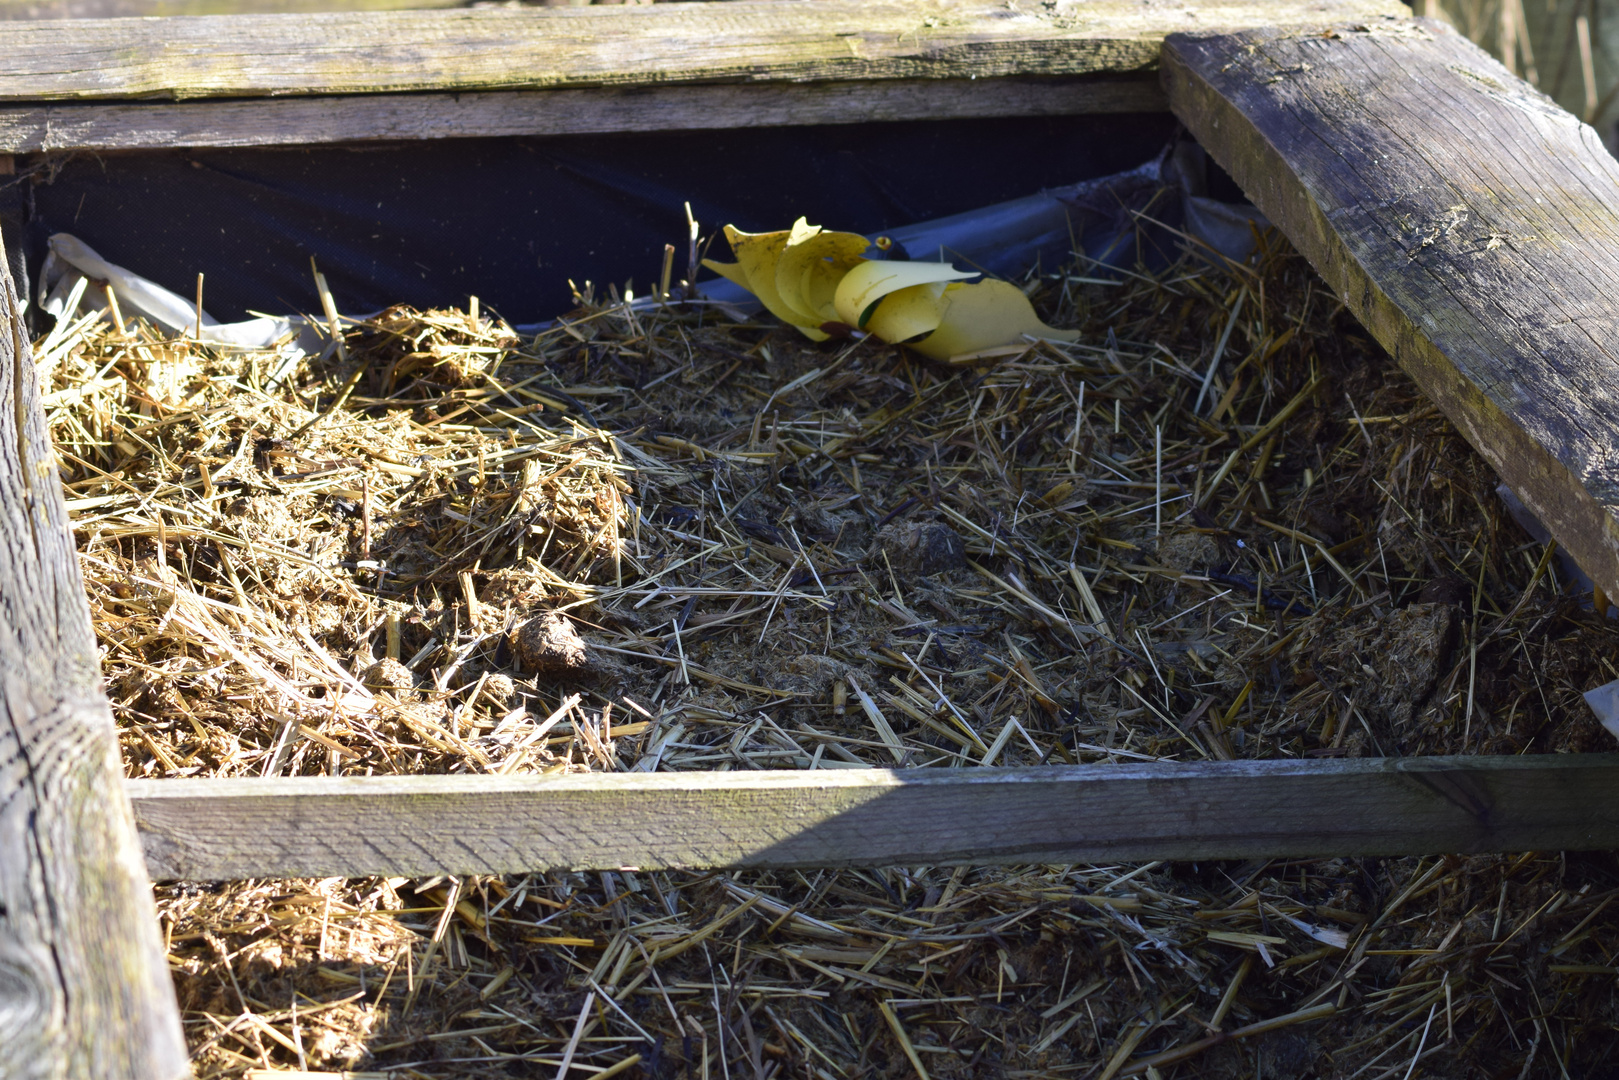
[0,230,186,1073]
[0,76,1163,151]
[128,754,1619,880]
[0,0,1404,103]
[0,0,462,19]
[1162,19,1619,601]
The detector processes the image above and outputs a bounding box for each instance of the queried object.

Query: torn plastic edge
[1584,679,1619,742]
[41,233,326,355]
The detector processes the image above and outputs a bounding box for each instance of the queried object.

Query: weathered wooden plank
[0,230,186,1072]
[1161,19,1619,602]
[0,76,1163,151]
[128,755,1619,880]
[0,0,1403,103]
[0,0,461,18]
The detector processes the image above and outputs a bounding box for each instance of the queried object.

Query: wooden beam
[128,755,1619,880]
[0,0,463,18]
[1161,19,1619,602]
[0,230,187,1072]
[0,77,1163,152]
[0,0,1402,104]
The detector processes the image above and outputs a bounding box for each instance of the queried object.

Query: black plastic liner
[8,112,1176,325]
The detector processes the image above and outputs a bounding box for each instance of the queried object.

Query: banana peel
[832,259,978,329]
[777,223,869,328]
[906,279,1080,361]
[702,219,869,341]
[703,217,1077,360]
[705,224,809,336]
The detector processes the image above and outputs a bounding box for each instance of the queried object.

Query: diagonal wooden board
[0,0,1402,149]
[128,755,1619,880]
[1162,18,1619,601]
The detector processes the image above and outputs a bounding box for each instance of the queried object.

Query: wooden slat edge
[127,755,1619,880]
[0,77,1164,152]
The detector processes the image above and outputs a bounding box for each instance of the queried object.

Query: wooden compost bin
[5,1,1619,1075]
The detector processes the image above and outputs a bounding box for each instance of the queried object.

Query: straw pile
[45,228,1619,1078]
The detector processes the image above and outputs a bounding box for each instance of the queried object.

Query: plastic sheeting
[11,113,1178,328]
[696,141,1269,312]
[32,128,1271,352]
[39,233,307,349]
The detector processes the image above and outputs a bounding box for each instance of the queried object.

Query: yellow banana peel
[776,224,869,327]
[704,217,1077,360]
[832,260,978,329]
[863,281,952,344]
[704,224,811,336]
[906,279,1080,361]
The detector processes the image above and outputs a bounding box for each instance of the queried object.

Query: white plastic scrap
[1273,910,1351,950]
[1583,680,1619,742]
[39,233,316,352]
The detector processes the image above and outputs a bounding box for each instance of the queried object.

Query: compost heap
[47,229,1619,1078]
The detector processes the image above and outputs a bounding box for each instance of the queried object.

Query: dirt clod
[360,658,416,694]
[1370,602,1458,727]
[480,672,517,710]
[1155,530,1219,572]
[509,611,590,675]
[869,520,965,576]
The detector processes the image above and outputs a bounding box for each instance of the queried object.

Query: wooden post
[1161,18,1619,602]
[0,222,187,1077]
